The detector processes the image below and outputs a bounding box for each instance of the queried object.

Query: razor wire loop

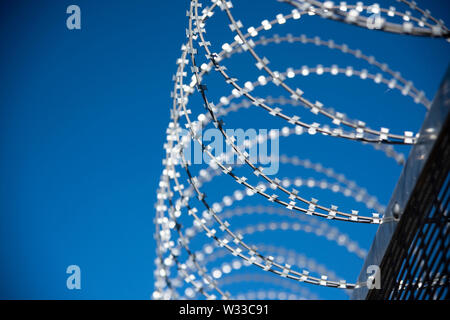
[155,1,363,294]
[170,203,368,291]
[156,89,218,299]
[204,32,431,109]
[181,146,387,214]
[195,96,407,164]
[194,31,431,131]
[179,195,372,258]
[213,64,429,112]
[169,184,370,287]
[217,33,431,108]
[200,172,385,213]
[198,35,428,141]
[282,0,449,38]
[186,1,385,223]
[175,5,426,165]
[154,2,233,299]
[201,216,368,259]
[178,14,427,162]
[215,273,320,299]
[219,273,320,298]
[158,176,230,299]
[156,0,365,292]
[153,0,447,299]
[203,243,343,280]
[176,255,321,299]
[163,144,375,270]
[193,25,415,144]
[192,4,419,145]
[188,243,345,299]
[397,0,449,33]
[201,243,341,277]
[186,207,368,267]
[157,0,412,296]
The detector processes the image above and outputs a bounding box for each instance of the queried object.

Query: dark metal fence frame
[352,67,450,300]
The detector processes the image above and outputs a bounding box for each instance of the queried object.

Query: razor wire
[153,0,448,300]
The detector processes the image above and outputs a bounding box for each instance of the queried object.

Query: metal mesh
[367,117,450,300]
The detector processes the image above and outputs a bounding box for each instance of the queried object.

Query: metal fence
[352,68,450,300]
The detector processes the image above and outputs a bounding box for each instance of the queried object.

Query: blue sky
[0,0,449,299]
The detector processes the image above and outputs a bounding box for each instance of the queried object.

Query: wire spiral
[153,0,448,300]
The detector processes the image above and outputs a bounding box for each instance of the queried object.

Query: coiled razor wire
[153,0,449,300]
